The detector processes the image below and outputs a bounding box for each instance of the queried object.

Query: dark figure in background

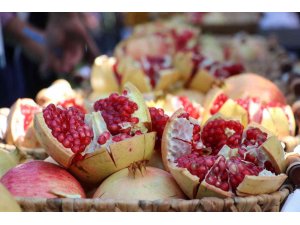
[0,13,100,107]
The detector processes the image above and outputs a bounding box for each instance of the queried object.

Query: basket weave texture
[16,188,289,212]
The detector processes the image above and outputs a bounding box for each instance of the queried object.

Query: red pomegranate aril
[178,96,200,119]
[210,93,229,115]
[21,104,39,131]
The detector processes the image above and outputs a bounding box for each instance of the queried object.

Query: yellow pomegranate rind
[70,132,156,184]
[236,174,287,196]
[0,184,21,212]
[93,166,186,200]
[189,69,215,93]
[91,55,120,94]
[173,51,194,82]
[6,98,40,149]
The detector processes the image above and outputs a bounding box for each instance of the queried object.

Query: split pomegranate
[174,50,244,93]
[34,83,156,184]
[6,98,41,149]
[162,109,287,199]
[93,165,186,200]
[203,88,295,138]
[0,161,86,198]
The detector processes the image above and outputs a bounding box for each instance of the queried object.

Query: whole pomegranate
[162,110,287,199]
[0,161,85,198]
[203,88,295,138]
[34,83,156,184]
[93,165,186,201]
[6,98,41,149]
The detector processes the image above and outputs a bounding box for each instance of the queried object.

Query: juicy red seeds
[201,119,244,155]
[58,98,86,114]
[243,128,268,147]
[149,107,169,148]
[210,93,229,115]
[112,133,131,142]
[176,153,216,182]
[21,104,39,131]
[43,104,93,154]
[94,93,139,135]
[227,157,261,191]
[97,131,111,145]
[178,96,200,119]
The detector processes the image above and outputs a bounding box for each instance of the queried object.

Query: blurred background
[1,12,300,107]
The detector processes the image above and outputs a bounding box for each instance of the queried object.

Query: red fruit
[201,118,243,154]
[43,104,93,154]
[0,161,86,198]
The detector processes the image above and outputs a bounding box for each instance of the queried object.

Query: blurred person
[0,13,99,107]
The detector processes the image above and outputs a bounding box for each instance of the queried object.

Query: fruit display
[0,15,299,212]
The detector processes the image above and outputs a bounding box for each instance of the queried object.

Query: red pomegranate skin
[0,161,86,198]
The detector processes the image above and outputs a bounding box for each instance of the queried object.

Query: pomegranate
[203,88,295,138]
[0,145,25,178]
[6,98,41,149]
[90,55,120,95]
[162,110,287,199]
[36,79,86,113]
[0,108,10,141]
[34,83,156,184]
[174,50,244,93]
[121,55,180,93]
[223,73,286,105]
[0,184,21,212]
[93,164,186,200]
[0,161,85,198]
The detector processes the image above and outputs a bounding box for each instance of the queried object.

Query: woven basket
[16,187,290,212]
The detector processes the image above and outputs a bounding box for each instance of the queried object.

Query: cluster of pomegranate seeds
[206,156,230,191]
[210,93,229,115]
[140,56,172,88]
[243,128,268,147]
[58,98,86,114]
[149,107,169,147]
[201,119,244,155]
[21,104,39,131]
[178,96,200,119]
[43,104,93,153]
[227,157,261,191]
[176,153,216,182]
[94,92,139,135]
[171,29,196,51]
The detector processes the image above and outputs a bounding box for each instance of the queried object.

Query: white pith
[167,117,198,166]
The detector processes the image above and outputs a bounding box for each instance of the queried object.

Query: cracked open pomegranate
[121,55,180,93]
[93,164,186,200]
[34,83,156,184]
[174,49,245,93]
[6,98,41,149]
[162,110,287,199]
[36,79,86,113]
[203,88,295,138]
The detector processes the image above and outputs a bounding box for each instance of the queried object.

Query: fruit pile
[0,18,297,212]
